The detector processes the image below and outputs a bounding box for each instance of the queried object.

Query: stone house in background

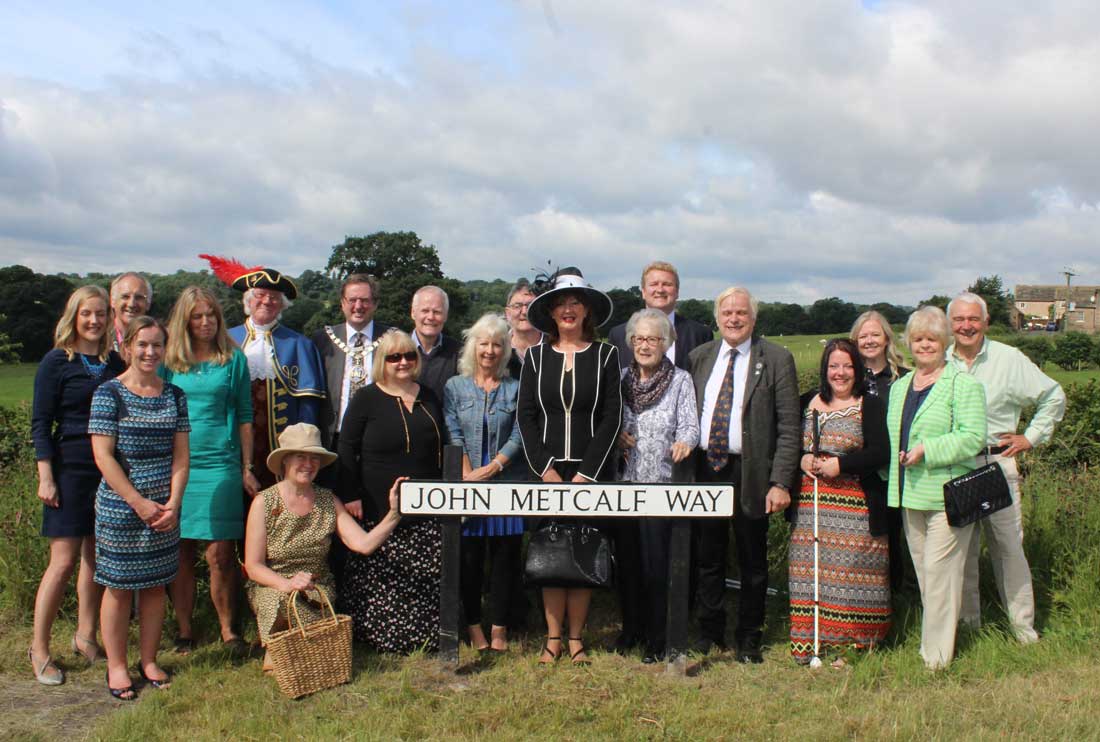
[1014,284,1100,333]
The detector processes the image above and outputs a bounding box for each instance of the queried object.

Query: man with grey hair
[689,286,800,662]
[948,290,1065,644]
[504,278,541,380]
[109,271,153,351]
[411,285,460,400]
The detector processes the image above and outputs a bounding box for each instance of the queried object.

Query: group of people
[29,257,1066,699]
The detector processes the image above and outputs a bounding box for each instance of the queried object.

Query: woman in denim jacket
[443,313,525,652]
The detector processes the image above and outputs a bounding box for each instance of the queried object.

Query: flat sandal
[29,649,64,686]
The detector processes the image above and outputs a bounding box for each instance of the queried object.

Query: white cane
[809,409,823,669]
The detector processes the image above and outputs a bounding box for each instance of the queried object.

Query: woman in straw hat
[244,423,403,672]
[517,267,622,666]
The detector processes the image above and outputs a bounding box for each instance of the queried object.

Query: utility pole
[1062,267,1076,332]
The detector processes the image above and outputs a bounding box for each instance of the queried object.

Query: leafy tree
[967,275,1012,327]
[325,232,470,336]
[1050,332,1096,371]
[0,266,74,361]
[806,297,860,334]
[918,295,950,312]
[280,296,323,334]
[296,270,337,300]
[677,298,715,332]
[604,287,644,334]
[0,317,21,363]
[756,302,810,336]
[867,302,912,327]
[150,270,243,326]
[1002,334,1054,368]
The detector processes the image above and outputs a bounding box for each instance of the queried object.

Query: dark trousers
[694,455,770,648]
[460,534,523,627]
[639,518,672,653]
[610,520,644,641]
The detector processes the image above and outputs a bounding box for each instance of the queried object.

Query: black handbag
[524,522,614,589]
[941,375,1012,527]
[943,462,1012,527]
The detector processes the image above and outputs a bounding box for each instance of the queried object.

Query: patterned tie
[706,348,738,472]
[348,332,366,396]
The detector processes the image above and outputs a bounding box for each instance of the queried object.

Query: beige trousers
[960,454,1039,643]
[904,509,975,669]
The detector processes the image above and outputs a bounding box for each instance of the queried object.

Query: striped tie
[706,349,737,472]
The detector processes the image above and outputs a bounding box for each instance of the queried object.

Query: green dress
[161,349,253,540]
[246,485,338,642]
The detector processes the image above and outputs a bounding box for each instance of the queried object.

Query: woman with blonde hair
[338,330,445,653]
[161,286,257,652]
[29,285,125,685]
[443,313,525,652]
[850,311,908,398]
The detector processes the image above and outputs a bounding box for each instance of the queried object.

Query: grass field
[0,363,35,408]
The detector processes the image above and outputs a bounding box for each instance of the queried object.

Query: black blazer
[517,342,622,481]
[608,312,713,371]
[789,393,890,537]
[688,336,801,519]
[311,321,392,442]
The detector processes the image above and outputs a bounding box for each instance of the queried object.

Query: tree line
[0,231,1026,364]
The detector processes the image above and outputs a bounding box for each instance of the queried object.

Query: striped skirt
[789,474,891,662]
[94,461,179,590]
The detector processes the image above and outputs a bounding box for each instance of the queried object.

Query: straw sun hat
[265,423,338,476]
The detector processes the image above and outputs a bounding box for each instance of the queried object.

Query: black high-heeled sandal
[568,636,591,666]
[106,670,136,701]
[139,665,172,689]
[538,636,562,665]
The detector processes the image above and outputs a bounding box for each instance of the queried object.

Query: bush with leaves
[1050,332,1097,371]
[1029,380,1100,469]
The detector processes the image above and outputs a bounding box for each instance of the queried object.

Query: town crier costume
[201,254,326,488]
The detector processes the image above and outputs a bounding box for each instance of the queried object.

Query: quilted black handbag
[943,462,1012,527]
[941,375,1012,528]
[524,522,614,589]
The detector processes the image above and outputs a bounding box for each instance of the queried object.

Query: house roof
[1015,284,1100,307]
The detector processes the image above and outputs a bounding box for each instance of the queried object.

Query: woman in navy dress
[29,285,124,686]
[90,317,190,700]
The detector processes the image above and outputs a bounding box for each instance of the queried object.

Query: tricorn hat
[525,266,614,335]
[265,423,338,476]
[199,254,298,300]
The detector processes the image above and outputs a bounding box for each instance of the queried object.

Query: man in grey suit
[607,261,713,371]
[689,286,800,663]
[311,273,391,517]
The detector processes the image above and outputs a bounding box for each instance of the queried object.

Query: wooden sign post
[405,445,735,674]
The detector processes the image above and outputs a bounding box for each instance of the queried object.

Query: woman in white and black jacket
[517,267,622,666]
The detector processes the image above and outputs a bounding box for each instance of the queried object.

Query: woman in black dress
[518,267,621,665]
[338,330,444,653]
[29,285,125,685]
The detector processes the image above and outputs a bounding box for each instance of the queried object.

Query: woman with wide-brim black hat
[516,267,622,666]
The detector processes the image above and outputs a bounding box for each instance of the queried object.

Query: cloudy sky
[1,1,1098,304]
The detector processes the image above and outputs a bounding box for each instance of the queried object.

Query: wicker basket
[266,588,352,699]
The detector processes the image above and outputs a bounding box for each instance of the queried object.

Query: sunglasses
[384,351,418,363]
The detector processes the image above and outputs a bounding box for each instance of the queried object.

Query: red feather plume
[198,254,262,286]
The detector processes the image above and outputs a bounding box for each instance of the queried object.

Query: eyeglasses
[632,336,663,347]
[507,301,532,311]
[343,297,375,306]
[384,351,418,363]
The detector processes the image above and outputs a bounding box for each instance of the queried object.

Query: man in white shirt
[312,274,392,516]
[689,286,800,663]
[109,272,153,352]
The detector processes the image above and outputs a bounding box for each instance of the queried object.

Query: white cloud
[0,0,1098,306]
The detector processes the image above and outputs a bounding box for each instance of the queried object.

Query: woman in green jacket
[887,306,986,669]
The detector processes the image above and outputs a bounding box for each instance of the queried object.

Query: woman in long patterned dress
[443,313,525,653]
[244,424,402,671]
[90,317,190,700]
[618,309,698,664]
[789,338,891,666]
[29,286,125,685]
[161,286,257,652]
[338,330,444,654]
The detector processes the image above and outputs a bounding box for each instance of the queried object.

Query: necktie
[706,348,738,472]
[348,332,367,396]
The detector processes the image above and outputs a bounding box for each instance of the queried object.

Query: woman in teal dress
[162,286,258,651]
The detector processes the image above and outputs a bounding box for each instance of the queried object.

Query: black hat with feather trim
[525,266,613,335]
[198,254,298,299]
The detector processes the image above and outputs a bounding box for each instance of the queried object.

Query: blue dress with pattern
[88,379,190,589]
